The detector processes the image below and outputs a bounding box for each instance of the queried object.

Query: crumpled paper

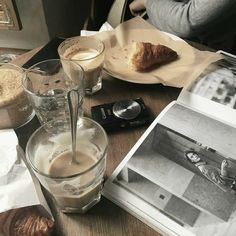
[0,129,51,215]
[83,17,223,87]
[81,22,113,36]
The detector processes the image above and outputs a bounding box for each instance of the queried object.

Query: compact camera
[91,98,152,132]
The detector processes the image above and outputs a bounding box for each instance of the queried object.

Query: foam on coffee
[33,128,104,211]
[62,46,104,94]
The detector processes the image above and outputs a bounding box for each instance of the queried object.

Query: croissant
[0,206,55,236]
[128,42,178,71]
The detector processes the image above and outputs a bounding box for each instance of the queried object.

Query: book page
[177,51,236,128]
[103,102,236,236]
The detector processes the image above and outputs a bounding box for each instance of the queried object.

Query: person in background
[129,0,236,54]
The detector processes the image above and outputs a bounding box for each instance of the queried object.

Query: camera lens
[112,100,141,120]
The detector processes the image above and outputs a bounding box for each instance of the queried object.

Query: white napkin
[0,129,18,176]
[0,129,40,213]
[80,22,113,36]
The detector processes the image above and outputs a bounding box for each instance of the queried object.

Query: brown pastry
[128,41,178,71]
[0,206,55,236]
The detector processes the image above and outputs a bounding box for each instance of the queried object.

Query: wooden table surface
[13,49,181,236]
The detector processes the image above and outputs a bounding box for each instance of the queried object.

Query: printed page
[103,101,236,236]
[177,51,236,128]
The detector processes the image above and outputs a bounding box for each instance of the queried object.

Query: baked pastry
[0,206,55,236]
[128,42,178,71]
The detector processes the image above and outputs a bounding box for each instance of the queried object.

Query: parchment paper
[96,17,223,87]
[0,129,52,218]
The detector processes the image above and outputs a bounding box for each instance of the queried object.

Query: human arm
[146,0,236,38]
[129,0,147,16]
[196,164,231,192]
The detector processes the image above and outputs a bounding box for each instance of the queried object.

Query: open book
[102,51,236,236]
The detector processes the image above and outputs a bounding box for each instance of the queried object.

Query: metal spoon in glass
[67,89,81,164]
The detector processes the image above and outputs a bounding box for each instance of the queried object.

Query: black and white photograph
[188,57,236,109]
[106,102,236,236]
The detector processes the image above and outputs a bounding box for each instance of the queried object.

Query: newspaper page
[178,50,236,128]
[103,51,236,236]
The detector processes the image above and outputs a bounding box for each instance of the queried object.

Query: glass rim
[0,62,23,70]
[0,62,24,75]
[26,116,108,179]
[22,58,85,97]
[58,36,105,62]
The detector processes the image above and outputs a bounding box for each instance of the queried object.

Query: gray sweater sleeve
[146,0,236,38]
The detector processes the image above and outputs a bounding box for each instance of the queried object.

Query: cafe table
[13,48,181,236]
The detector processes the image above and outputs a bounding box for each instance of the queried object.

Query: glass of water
[22,59,84,126]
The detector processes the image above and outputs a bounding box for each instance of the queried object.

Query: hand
[129,0,147,16]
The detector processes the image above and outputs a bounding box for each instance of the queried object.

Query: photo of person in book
[185,150,236,194]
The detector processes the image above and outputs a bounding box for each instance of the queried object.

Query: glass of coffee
[25,116,108,213]
[22,59,84,127]
[58,36,105,95]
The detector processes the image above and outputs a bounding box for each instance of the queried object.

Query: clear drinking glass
[22,59,84,127]
[25,116,108,213]
[0,63,34,129]
[58,36,105,95]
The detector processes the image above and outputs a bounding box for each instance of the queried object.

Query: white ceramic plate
[104,31,184,84]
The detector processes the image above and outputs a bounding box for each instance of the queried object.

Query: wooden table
[14,49,181,236]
